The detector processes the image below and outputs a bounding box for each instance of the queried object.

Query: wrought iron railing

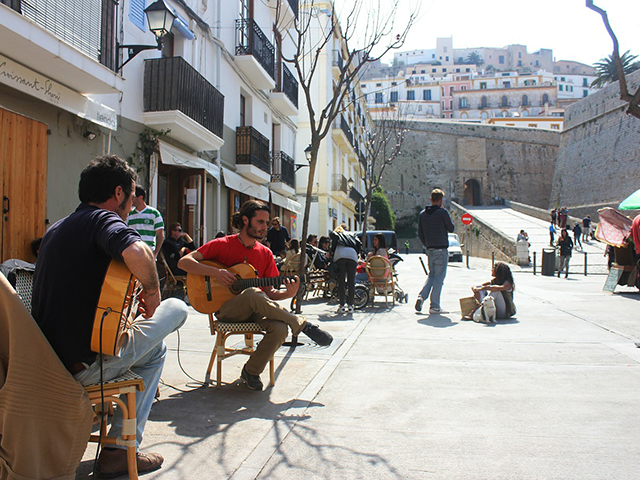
[271,151,295,188]
[235,18,275,80]
[236,126,271,174]
[339,115,354,146]
[349,187,363,203]
[144,57,225,138]
[332,174,348,193]
[280,63,298,108]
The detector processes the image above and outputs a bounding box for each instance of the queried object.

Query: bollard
[584,251,588,276]
[533,251,537,275]
[491,251,495,269]
[466,249,470,269]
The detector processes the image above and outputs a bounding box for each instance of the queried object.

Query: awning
[222,169,269,201]
[158,141,220,181]
[271,190,302,214]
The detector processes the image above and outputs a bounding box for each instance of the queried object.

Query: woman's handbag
[459,296,480,318]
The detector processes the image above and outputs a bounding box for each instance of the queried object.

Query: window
[559,85,564,91]
[460,98,468,108]
[518,52,522,58]
[466,68,470,72]
[480,82,487,90]
[130,0,147,31]
[423,90,432,100]
[421,70,426,73]
[517,60,522,67]
[432,68,437,73]
[407,90,415,100]
[240,94,246,126]
[561,77,566,81]
[461,86,467,90]
[443,68,447,72]
[501,96,508,107]
[522,95,529,106]
[376,83,382,87]
[361,84,366,89]
[542,93,549,105]
[450,87,455,94]
[583,89,589,97]
[499,55,505,64]
[583,78,588,87]
[503,81,511,88]
[375,92,383,104]
[390,91,398,102]
[481,96,488,108]
[446,56,449,61]
[551,124,560,130]
[528,124,537,128]
[391,82,397,86]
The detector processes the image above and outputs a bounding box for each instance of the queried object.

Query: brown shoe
[96,448,163,478]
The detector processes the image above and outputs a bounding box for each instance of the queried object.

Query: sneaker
[240,365,264,391]
[302,322,333,346]
[347,305,354,313]
[96,448,163,478]
[338,305,348,313]
[414,297,423,312]
[429,307,448,314]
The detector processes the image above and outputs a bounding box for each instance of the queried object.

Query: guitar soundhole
[229,275,243,295]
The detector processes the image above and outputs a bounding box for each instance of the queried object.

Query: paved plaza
[77,247,640,479]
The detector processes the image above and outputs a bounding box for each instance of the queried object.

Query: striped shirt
[127,206,164,249]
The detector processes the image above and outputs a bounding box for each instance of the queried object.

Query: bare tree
[586,0,640,119]
[276,0,418,312]
[361,108,410,240]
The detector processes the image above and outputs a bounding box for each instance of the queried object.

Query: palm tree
[466,51,483,66]
[591,50,640,88]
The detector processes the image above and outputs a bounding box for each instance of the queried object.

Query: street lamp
[116,0,176,72]
[296,144,313,171]
[347,177,355,190]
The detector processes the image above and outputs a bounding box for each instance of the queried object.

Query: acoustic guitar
[187,261,296,314]
[90,260,141,356]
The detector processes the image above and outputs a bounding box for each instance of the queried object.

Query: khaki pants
[216,288,306,375]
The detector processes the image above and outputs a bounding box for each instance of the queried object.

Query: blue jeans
[418,248,448,309]
[73,298,188,448]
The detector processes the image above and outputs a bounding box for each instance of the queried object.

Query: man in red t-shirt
[179,200,332,390]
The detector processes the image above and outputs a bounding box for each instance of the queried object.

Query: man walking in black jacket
[416,189,455,314]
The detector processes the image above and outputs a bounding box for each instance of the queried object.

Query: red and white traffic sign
[461,213,473,225]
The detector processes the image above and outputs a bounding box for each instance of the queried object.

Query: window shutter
[129,0,146,31]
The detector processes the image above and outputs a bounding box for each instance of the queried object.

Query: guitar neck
[234,275,294,291]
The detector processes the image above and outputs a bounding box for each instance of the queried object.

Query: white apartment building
[0,0,302,258]
[554,74,598,100]
[296,0,370,237]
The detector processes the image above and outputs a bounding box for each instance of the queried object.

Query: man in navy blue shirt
[32,155,188,478]
[415,188,455,314]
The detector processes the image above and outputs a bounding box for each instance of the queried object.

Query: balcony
[332,49,344,75]
[143,57,224,151]
[359,153,367,169]
[270,151,295,195]
[0,0,122,94]
[349,187,364,204]
[332,115,354,151]
[331,174,349,200]
[236,126,272,184]
[269,63,298,116]
[235,18,276,90]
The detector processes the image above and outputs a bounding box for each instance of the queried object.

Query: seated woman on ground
[463,262,516,320]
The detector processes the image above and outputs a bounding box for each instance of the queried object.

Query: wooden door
[0,108,48,263]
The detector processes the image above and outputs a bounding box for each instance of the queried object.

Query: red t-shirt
[197,235,279,278]
[632,215,640,255]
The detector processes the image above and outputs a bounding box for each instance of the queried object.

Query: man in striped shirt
[127,186,165,258]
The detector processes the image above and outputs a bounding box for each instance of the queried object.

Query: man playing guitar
[178,200,332,391]
[32,155,188,477]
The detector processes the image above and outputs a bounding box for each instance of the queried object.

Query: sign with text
[461,213,473,225]
[0,54,117,131]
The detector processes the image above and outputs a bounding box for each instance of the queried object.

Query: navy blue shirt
[32,204,141,368]
[418,205,455,249]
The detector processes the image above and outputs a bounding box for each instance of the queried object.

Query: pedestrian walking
[572,223,583,249]
[556,228,573,278]
[404,240,410,255]
[415,188,454,314]
[582,215,591,242]
[549,222,556,246]
[550,209,557,226]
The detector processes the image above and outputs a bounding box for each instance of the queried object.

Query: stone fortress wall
[380,120,560,227]
[550,69,640,219]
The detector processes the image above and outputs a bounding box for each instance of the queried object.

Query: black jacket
[418,205,455,249]
[329,231,362,256]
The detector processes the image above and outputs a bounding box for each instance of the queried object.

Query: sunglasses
[175,228,182,232]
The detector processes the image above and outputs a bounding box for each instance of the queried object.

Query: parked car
[448,233,464,262]
[349,230,398,252]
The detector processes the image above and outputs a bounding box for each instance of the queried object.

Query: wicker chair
[365,255,396,306]
[14,269,144,480]
[204,313,275,388]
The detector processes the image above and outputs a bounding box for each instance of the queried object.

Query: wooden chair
[159,251,186,299]
[14,269,144,480]
[365,255,396,306]
[204,314,275,387]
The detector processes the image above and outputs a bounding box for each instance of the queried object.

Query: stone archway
[464,179,482,206]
